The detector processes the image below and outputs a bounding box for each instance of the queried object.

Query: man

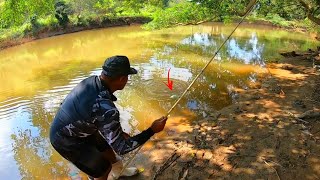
[50,55,168,180]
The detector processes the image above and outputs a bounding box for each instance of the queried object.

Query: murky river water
[0,23,318,179]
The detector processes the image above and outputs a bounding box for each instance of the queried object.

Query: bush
[38,15,59,30]
[144,2,213,30]
[265,13,290,26]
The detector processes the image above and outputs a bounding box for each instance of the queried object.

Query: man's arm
[94,99,155,155]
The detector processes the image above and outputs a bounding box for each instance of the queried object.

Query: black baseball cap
[102,55,137,77]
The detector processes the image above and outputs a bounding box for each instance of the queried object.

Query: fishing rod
[119,0,258,177]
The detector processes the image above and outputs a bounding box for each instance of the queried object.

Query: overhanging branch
[237,0,257,16]
[298,0,320,25]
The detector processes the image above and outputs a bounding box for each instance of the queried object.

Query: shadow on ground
[121,51,320,180]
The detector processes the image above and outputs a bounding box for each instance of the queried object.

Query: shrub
[144,2,213,30]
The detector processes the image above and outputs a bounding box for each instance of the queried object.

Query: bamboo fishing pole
[118,0,258,177]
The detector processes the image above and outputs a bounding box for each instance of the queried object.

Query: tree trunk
[298,0,320,25]
[307,13,320,25]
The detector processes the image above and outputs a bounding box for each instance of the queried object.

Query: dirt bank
[122,49,320,180]
[0,16,151,50]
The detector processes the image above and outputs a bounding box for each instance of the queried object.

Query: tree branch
[237,0,257,16]
[298,0,320,25]
[307,13,320,25]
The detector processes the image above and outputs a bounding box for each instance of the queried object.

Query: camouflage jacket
[50,75,154,155]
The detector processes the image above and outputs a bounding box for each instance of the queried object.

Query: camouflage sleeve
[95,99,154,155]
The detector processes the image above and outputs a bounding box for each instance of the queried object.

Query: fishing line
[119,0,258,177]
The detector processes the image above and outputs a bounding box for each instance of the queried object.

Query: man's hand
[150,116,168,133]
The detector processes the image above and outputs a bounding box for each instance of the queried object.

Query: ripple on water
[0,98,31,120]
[138,78,189,101]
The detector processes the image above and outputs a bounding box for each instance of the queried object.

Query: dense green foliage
[0,0,319,43]
[144,2,212,29]
[191,0,320,26]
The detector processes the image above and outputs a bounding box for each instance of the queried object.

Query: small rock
[203,151,213,160]
[196,150,205,159]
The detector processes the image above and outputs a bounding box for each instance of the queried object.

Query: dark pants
[51,131,113,178]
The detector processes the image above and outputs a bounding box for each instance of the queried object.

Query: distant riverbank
[0,16,151,50]
[0,17,318,51]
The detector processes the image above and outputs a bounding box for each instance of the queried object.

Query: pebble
[203,151,213,160]
[196,150,205,159]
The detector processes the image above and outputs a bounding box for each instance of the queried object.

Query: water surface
[0,23,318,179]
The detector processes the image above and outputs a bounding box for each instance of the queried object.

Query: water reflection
[180,30,265,66]
[227,33,264,64]
[0,23,318,179]
[181,33,217,47]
